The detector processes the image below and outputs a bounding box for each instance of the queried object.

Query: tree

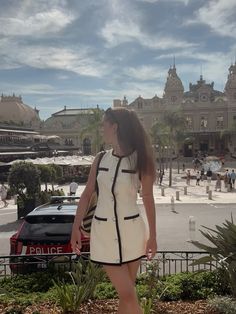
[220,120,236,155]
[8,162,41,218]
[8,162,40,197]
[49,164,63,190]
[80,108,104,155]
[37,165,52,191]
[37,164,63,191]
[151,109,186,186]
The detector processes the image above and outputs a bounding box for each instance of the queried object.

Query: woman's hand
[70,224,82,255]
[146,236,157,260]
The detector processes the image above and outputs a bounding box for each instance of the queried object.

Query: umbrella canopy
[6,155,94,166]
[203,156,222,172]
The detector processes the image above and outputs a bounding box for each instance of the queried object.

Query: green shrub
[0,269,69,294]
[191,216,236,298]
[159,269,230,301]
[209,296,236,314]
[54,260,105,313]
[94,282,117,299]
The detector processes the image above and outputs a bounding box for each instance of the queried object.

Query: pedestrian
[224,169,229,188]
[159,169,164,185]
[215,174,222,192]
[182,163,185,172]
[228,170,232,191]
[0,182,8,207]
[71,107,157,314]
[186,170,191,185]
[155,169,160,185]
[200,167,205,181]
[231,169,236,189]
[196,171,201,186]
[69,181,78,196]
[206,168,212,184]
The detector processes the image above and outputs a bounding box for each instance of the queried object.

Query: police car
[10,196,89,273]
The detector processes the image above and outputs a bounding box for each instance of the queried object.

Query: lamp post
[52,149,58,162]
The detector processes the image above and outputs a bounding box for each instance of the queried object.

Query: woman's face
[101,115,117,144]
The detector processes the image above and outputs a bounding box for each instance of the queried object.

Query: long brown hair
[104,107,155,179]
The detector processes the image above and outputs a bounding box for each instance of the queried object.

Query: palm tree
[80,107,104,155]
[151,109,186,186]
[220,120,236,157]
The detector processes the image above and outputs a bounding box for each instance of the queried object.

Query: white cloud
[100,0,196,49]
[124,65,167,81]
[0,8,75,37]
[137,0,190,4]
[123,81,164,99]
[185,0,236,38]
[100,19,196,49]
[0,41,109,77]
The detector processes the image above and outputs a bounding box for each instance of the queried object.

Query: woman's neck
[112,144,124,157]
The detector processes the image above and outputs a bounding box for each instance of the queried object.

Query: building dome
[164,66,184,93]
[0,94,41,128]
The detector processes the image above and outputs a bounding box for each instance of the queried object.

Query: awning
[6,155,94,166]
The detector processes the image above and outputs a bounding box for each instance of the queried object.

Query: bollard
[189,216,196,241]
[227,184,231,192]
[161,187,165,196]
[176,191,180,201]
[171,196,175,211]
[208,190,212,200]
[184,186,187,195]
[13,195,17,205]
[206,186,210,193]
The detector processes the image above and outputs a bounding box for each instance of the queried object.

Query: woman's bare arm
[141,174,157,258]
[73,153,101,228]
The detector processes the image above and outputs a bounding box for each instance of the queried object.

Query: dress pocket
[94,215,107,221]
[124,213,140,220]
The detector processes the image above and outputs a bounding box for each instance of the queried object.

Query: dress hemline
[90,255,146,266]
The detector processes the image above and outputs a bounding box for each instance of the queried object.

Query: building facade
[124,63,236,157]
[1,63,236,159]
[41,106,101,155]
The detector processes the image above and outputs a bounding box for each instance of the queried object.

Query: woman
[71,107,157,314]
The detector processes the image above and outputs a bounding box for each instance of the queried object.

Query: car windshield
[18,215,74,242]
[50,196,80,205]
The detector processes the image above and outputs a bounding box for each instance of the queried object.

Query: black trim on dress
[94,215,107,221]
[124,213,140,220]
[90,255,146,266]
[111,157,123,264]
[98,167,109,171]
[121,169,137,174]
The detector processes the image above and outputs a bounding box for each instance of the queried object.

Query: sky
[0,0,236,121]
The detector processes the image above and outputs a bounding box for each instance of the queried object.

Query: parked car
[10,196,90,273]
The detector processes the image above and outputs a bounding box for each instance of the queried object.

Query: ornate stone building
[2,62,236,159]
[123,63,236,157]
[41,106,99,155]
[0,94,101,156]
[0,94,41,128]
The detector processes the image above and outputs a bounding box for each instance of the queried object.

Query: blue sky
[0,0,236,120]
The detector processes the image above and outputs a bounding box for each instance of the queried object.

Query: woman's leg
[103,261,142,314]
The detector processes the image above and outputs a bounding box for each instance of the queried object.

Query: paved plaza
[1,161,236,255]
[65,165,236,205]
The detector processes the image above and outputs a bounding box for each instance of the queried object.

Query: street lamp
[52,149,58,162]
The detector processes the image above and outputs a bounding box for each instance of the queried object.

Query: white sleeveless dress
[90,149,148,265]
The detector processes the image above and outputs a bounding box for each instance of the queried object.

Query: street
[0,202,236,255]
[153,203,236,251]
